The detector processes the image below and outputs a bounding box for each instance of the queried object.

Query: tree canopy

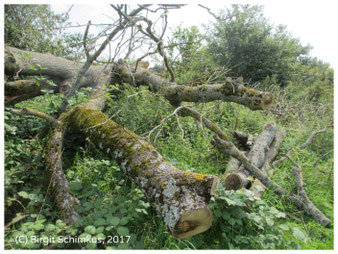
[207,5,311,85]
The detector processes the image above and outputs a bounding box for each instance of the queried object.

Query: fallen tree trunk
[64,104,218,239]
[5,46,110,101]
[5,47,274,111]
[225,122,278,190]
[111,60,274,110]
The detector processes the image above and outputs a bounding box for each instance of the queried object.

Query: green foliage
[207,5,311,84]
[5,5,68,53]
[207,185,302,249]
[167,26,229,85]
[5,5,89,60]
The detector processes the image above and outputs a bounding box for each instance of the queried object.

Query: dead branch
[112,60,274,110]
[251,129,286,198]
[273,125,332,167]
[44,127,80,224]
[10,107,60,126]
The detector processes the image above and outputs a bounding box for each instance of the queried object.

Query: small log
[251,129,286,198]
[230,130,254,150]
[225,122,278,190]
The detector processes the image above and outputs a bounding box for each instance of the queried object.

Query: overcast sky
[49,1,338,69]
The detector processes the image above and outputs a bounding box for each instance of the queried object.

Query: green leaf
[96,226,104,234]
[55,219,67,228]
[34,223,45,231]
[222,212,231,220]
[94,218,107,226]
[117,226,129,235]
[279,224,289,231]
[83,202,93,211]
[86,241,97,249]
[266,217,274,226]
[96,233,106,240]
[292,227,307,241]
[70,182,83,191]
[85,225,96,235]
[109,217,120,226]
[224,197,238,206]
[18,191,29,199]
[120,217,129,226]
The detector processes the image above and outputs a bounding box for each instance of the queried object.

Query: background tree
[5,5,68,53]
[207,5,311,85]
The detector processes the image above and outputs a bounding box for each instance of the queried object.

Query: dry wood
[10,107,60,125]
[213,136,331,227]
[251,129,286,198]
[111,61,274,110]
[225,122,278,190]
[230,130,254,150]
[44,126,80,224]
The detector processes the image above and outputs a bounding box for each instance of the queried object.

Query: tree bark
[44,126,80,224]
[5,47,274,111]
[251,129,286,198]
[212,135,331,227]
[225,122,278,190]
[111,60,274,110]
[65,104,218,239]
[5,46,110,98]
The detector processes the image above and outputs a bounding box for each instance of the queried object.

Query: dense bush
[207,5,311,85]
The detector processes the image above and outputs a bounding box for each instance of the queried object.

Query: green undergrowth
[4,81,333,249]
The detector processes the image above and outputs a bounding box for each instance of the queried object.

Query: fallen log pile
[213,123,331,227]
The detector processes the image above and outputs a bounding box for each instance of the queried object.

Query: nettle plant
[207,184,307,249]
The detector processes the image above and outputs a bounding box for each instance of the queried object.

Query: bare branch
[83,20,92,59]
[10,107,60,126]
[273,125,333,167]
[299,125,332,149]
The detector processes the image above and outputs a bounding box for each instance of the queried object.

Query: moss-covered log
[44,126,80,224]
[225,122,278,190]
[65,105,218,239]
[111,61,274,110]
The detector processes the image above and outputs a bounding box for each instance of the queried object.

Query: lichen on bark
[66,106,218,238]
